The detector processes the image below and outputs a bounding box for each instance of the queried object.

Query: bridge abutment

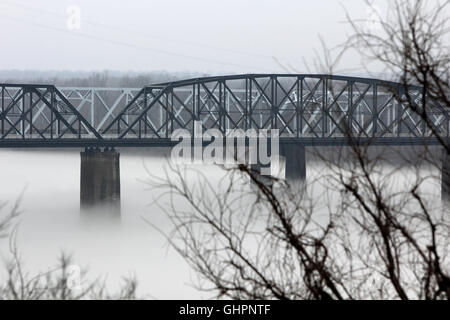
[442,150,450,203]
[80,148,121,220]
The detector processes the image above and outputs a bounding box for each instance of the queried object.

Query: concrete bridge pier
[442,150,450,204]
[280,143,306,181]
[80,147,121,220]
[248,143,306,185]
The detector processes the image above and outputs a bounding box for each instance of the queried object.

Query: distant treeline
[0,70,211,87]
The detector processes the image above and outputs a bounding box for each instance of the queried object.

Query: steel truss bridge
[0,74,448,148]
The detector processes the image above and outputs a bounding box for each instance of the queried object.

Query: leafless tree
[1,239,137,299]
[345,0,450,152]
[0,199,21,240]
[0,204,138,300]
[149,0,450,300]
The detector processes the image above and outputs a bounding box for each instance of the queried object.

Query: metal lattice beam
[0,74,448,147]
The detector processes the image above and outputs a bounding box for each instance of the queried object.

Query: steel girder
[0,84,101,141]
[0,74,448,147]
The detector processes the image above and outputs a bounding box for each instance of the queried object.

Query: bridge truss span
[0,74,448,147]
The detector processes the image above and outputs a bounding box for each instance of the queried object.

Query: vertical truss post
[140,88,146,139]
[50,88,54,139]
[139,118,142,138]
[144,92,147,136]
[296,77,300,138]
[56,91,60,137]
[170,89,174,137]
[219,81,223,133]
[322,76,327,137]
[373,84,377,137]
[159,95,163,135]
[245,78,248,131]
[197,83,201,123]
[21,88,25,138]
[348,81,353,135]
[125,92,129,130]
[300,77,304,137]
[226,85,230,131]
[447,102,450,138]
[387,95,392,135]
[90,89,95,128]
[165,90,169,138]
[193,84,196,133]
[78,116,81,139]
[249,78,252,130]
[396,87,401,137]
[29,90,33,136]
[271,76,275,129]
[1,86,4,136]
[421,89,426,137]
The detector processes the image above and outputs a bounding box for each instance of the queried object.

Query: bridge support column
[442,150,450,204]
[280,142,306,181]
[248,143,306,184]
[80,147,121,220]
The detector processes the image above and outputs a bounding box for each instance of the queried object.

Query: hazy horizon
[0,0,394,75]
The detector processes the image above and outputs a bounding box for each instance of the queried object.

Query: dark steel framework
[0,74,448,147]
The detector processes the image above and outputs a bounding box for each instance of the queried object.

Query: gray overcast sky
[0,0,387,74]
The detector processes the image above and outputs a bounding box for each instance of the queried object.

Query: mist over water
[0,148,218,299]
[0,146,443,299]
